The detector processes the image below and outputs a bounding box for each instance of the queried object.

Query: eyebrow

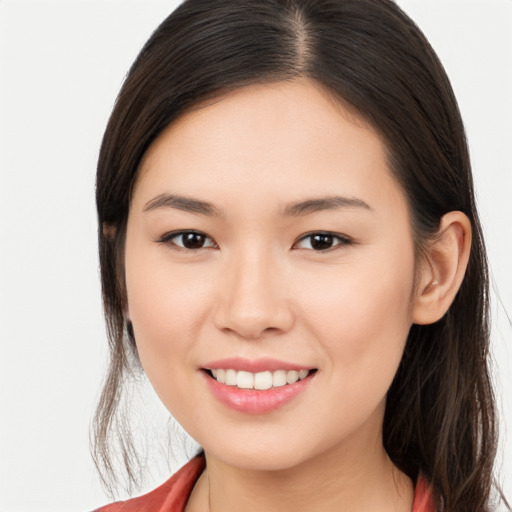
[143,193,223,217]
[283,196,372,216]
[143,193,372,217]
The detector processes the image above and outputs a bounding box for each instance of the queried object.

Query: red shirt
[95,455,436,512]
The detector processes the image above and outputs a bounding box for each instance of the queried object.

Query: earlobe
[412,211,472,325]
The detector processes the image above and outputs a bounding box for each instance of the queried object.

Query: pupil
[183,233,205,249]
[311,234,333,250]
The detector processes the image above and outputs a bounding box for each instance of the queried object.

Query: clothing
[94,455,436,512]
[93,456,205,512]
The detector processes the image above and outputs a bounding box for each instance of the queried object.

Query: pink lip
[203,357,313,373]
[202,370,316,415]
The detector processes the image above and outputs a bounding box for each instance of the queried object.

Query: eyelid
[156,230,218,250]
[293,231,353,252]
[156,229,353,253]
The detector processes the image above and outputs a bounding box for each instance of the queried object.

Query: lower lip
[203,371,315,414]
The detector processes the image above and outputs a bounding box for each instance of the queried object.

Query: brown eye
[160,231,216,250]
[311,234,335,251]
[180,232,208,249]
[295,232,351,252]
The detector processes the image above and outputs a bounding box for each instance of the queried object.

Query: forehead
[133,78,404,215]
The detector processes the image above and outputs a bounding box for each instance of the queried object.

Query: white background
[0,1,511,511]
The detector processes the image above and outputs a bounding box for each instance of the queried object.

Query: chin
[198,427,331,472]
[211,445,311,472]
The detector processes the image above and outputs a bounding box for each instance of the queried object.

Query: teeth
[209,368,312,389]
[272,370,287,388]
[286,370,299,384]
[298,369,309,380]
[225,369,237,386]
[254,371,273,390]
[236,371,254,389]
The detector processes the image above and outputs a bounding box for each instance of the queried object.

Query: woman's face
[125,79,419,470]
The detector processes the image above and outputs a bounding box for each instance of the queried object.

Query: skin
[123,78,471,512]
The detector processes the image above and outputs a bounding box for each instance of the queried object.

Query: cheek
[298,252,415,382]
[124,261,219,424]
[124,248,214,382]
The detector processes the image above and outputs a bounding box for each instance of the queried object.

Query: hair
[93,0,506,509]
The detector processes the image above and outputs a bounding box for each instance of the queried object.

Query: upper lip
[202,357,315,373]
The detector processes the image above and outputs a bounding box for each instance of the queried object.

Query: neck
[188,431,414,512]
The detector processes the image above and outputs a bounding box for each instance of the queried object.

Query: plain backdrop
[0,1,511,511]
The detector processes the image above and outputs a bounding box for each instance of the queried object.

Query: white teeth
[209,368,312,389]
[254,371,273,390]
[286,370,299,384]
[225,369,237,386]
[236,371,254,389]
[272,370,287,388]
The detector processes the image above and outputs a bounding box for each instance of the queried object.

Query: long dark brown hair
[93,0,506,509]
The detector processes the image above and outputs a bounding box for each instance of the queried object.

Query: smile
[208,368,311,390]
[201,359,317,414]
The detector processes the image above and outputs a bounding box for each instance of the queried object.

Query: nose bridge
[214,242,293,339]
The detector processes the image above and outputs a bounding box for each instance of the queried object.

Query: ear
[412,211,472,325]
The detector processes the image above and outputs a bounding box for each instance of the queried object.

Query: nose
[213,249,294,340]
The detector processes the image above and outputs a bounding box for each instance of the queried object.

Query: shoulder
[93,455,205,512]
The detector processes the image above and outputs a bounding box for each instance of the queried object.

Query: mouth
[203,368,316,390]
[201,362,317,414]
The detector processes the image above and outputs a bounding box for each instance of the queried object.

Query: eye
[294,232,352,252]
[158,230,217,250]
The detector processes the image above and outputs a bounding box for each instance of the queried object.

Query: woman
[92,0,508,510]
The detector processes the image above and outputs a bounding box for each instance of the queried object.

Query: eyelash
[295,231,352,252]
[157,231,218,251]
[156,230,353,253]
